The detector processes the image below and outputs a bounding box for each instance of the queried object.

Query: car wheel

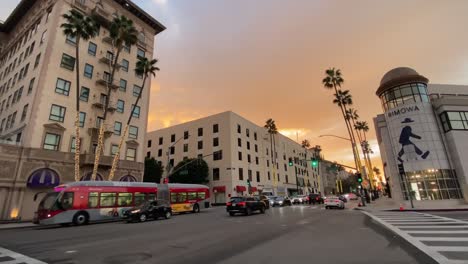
[139,214,147,222]
[229,212,235,216]
[73,212,89,226]
[260,206,265,214]
[193,204,200,213]
[164,211,172,219]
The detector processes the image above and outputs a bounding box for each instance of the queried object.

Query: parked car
[308,194,324,204]
[272,196,292,207]
[267,196,278,207]
[226,197,266,216]
[254,195,270,209]
[291,195,308,204]
[324,196,345,209]
[123,200,172,223]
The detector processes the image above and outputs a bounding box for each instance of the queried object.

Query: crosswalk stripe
[0,247,46,264]
[429,246,468,252]
[399,226,468,229]
[408,230,468,234]
[419,238,468,241]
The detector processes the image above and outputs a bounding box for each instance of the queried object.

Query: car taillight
[238,202,246,206]
[226,202,232,206]
[335,200,340,203]
[316,197,319,200]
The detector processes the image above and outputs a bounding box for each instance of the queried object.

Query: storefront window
[400,169,462,200]
[380,83,429,111]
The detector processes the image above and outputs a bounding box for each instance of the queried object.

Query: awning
[213,186,226,192]
[236,185,246,192]
[80,172,103,181]
[250,187,258,192]
[120,175,137,182]
[27,168,60,188]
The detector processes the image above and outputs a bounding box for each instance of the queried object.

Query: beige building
[0,0,164,221]
[146,111,322,205]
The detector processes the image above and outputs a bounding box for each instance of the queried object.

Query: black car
[272,196,292,207]
[123,200,172,223]
[226,197,266,216]
[254,195,270,209]
[308,194,324,204]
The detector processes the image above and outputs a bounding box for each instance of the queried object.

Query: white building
[146,111,321,205]
[374,67,468,207]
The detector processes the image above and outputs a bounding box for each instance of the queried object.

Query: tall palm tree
[355,120,376,187]
[91,15,138,181]
[301,139,310,149]
[264,119,278,185]
[61,10,99,181]
[108,57,159,180]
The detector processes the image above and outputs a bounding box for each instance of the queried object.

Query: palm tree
[301,139,310,149]
[91,15,138,181]
[61,10,99,181]
[108,57,159,180]
[264,119,278,185]
[355,120,376,187]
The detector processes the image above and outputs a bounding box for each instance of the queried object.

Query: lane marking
[0,247,47,264]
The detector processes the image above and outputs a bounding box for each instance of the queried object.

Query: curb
[0,223,37,230]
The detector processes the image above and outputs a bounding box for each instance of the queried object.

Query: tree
[61,10,99,181]
[108,57,159,180]
[341,174,359,193]
[355,120,376,187]
[323,68,362,173]
[169,158,209,184]
[143,157,163,183]
[264,118,278,184]
[301,139,310,149]
[91,15,138,181]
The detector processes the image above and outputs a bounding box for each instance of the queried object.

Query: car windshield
[38,192,60,210]
[230,197,245,203]
[275,197,284,201]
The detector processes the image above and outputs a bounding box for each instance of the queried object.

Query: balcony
[99,56,121,70]
[72,0,87,12]
[87,121,114,139]
[91,5,111,28]
[95,75,119,90]
[102,36,113,45]
[80,153,113,167]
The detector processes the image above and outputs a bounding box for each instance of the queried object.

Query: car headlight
[278,201,283,204]
[131,209,140,214]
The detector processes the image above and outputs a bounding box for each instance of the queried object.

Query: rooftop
[376,67,429,96]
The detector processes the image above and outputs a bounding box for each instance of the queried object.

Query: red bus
[34,181,209,226]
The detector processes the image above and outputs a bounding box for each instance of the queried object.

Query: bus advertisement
[34,181,209,226]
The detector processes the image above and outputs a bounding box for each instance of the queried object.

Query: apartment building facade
[0,0,165,221]
[146,111,321,205]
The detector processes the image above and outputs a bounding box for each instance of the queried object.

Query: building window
[126,148,136,161]
[111,145,119,157]
[133,85,141,97]
[43,133,61,151]
[117,100,124,113]
[171,134,175,142]
[198,140,203,150]
[213,150,223,160]
[79,112,86,127]
[213,137,219,147]
[267,160,270,167]
[132,104,140,118]
[170,146,175,155]
[183,143,188,152]
[129,126,138,139]
[246,129,250,137]
[285,175,288,183]
[254,132,257,141]
[213,168,220,181]
[248,170,252,181]
[184,131,189,139]
[40,30,47,44]
[237,124,241,133]
[21,104,28,122]
[88,42,97,56]
[159,137,163,145]
[147,140,152,148]
[198,127,203,137]
[213,124,219,133]
[440,111,468,132]
[103,71,111,82]
[158,149,162,157]
[84,64,93,78]
[49,104,66,122]
[28,78,35,94]
[34,53,41,68]
[120,79,127,91]
[255,144,258,152]
[238,138,242,147]
[66,34,76,45]
[10,111,17,128]
[239,168,244,181]
[114,121,122,135]
[79,87,89,102]
[256,171,260,182]
[137,48,145,59]
[247,154,251,163]
[255,157,259,165]
[238,151,242,161]
[121,59,129,72]
[268,171,271,180]
[55,78,70,96]
[284,164,287,171]
[146,151,151,158]
[106,51,114,61]
[60,53,75,71]
[247,141,250,150]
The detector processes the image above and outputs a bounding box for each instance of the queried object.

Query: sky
[2,0,468,172]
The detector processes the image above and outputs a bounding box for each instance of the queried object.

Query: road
[0,205,427,264]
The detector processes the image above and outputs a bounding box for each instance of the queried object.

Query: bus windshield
[38,192,60,210]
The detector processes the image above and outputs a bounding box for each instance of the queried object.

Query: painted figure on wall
[397,118,430,163]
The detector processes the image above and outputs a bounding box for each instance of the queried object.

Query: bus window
[134,193,145,206]
[188,192,197,200]
[148,193,156,201]
[177,192,187,203]
[117,193,132,206]
[88,192,99,208]
[61,192,74,209]
[197,192,206,200]
[170,193,177,203]
[100,193,117,207]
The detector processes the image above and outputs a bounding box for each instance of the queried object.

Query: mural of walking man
[398,118,430,163]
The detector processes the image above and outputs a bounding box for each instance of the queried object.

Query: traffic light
[288,158,293,167]
[247,179,251,187]
[356,173,363,183]
[311,158,318,168]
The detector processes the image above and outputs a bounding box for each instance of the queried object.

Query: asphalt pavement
[0,205,427,264]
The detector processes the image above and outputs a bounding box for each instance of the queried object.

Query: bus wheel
[193,204,200,213]
[73,212,89,226]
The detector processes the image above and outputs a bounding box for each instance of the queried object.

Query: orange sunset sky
[3,0,468,172]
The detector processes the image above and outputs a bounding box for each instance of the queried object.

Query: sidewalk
[0,222,37,230]
[356,196,468,212]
